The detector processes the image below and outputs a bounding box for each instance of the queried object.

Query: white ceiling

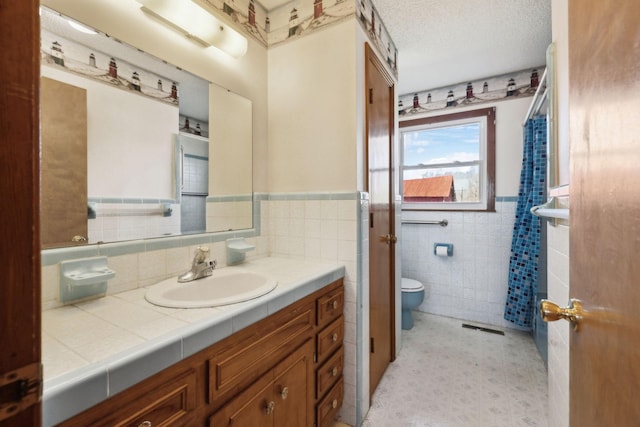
[369,0,552,95]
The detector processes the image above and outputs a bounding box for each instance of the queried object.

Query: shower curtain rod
[523,68,548,126]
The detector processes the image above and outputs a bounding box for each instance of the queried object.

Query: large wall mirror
[40,6,253,249]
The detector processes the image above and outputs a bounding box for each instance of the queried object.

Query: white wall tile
[401,201,517,328]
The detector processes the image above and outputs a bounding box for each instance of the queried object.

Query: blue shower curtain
[504,116,547,328]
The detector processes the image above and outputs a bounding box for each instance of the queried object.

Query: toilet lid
[401,278,424,292]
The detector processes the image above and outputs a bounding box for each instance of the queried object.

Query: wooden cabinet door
[208,373,274,427]
[272,341,314,427]
[209,340,314,427]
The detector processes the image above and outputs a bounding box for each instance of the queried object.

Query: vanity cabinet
[56,279,344,427]
[209,340,314,426]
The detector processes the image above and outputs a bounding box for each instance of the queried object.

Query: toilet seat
[401,278,424,293]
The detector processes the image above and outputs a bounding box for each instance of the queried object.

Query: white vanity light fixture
[135,0,248,58]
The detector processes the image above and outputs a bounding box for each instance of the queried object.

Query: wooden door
[365,43,396,398]
[568,1,640,425]
[40,77,88,247]
[0,1,42,426]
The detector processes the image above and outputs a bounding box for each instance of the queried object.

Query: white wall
[267,20,358,192]
[41,66,177,199]
[209,84,253,196]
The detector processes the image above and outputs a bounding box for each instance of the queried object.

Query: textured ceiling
[370,0,552,95]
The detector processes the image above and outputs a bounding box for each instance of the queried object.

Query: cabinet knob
[280,386,289,400]
[332,332,338,342]
[332,300,338,310]
[332,399,338,409]
[138,422,152,427]
[332,366,338,377]
[265,400,275,415]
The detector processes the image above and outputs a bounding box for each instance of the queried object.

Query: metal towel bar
[530,198,569,221]
[402,219,448,227]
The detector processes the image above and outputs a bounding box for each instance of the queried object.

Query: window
[400,107,495,211]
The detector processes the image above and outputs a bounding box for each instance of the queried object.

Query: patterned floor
[362,312,548,427]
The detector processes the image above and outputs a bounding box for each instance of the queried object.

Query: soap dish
[226,237,255,265]
[60,256,116,303]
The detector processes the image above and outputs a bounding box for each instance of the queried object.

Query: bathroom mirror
[40,6,253,248]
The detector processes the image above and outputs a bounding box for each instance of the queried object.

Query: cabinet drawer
[316,346,343,399]
[316,288,344,327]
[316,316,343,363]
[61,368,197,427]
[209,302,315,405]
[316,377,343,427]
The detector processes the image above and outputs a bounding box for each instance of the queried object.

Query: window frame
[400,107,496,212]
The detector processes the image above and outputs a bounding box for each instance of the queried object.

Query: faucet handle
[194,246,210,263]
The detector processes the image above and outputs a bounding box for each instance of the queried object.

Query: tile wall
[264,192,361,425]
[546,223,569,427]
[87,200,180,243]
[400,199,521,329]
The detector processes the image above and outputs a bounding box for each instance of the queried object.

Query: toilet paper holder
[434,243,453,257]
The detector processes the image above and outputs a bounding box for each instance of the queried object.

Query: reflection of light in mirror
[67,19,97,35]
[136,0,248,58]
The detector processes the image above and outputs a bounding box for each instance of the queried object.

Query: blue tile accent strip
[206,194,253,202]
[497,196,519,202]
[267,192,358,201]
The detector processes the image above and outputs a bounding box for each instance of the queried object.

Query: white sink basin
[145,268,277,308]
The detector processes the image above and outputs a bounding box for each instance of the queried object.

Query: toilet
[401,278,425,330]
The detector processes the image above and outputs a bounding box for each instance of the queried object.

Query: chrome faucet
[178,246,216,283]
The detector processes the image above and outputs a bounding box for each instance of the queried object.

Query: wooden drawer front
[60,369,197,427]
[114,378,195,427]
[316,377,343,427]
[316,346,343,399]
[209,303,314,403]
[316,317,343,363]
[316,288,344,327]
[209,341,314,427]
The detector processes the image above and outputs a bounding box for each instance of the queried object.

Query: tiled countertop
[42,257,345,426]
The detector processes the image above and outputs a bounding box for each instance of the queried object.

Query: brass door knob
[332,332,338,342]
[264,400,275,415]
[378,234,397,244]
[332,300,338,310]
[540,298,584,331]
[332,366,338,377]
[280,386,289,400]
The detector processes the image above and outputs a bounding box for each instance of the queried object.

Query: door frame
[364,42,397,395]
[0,1,42,426]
